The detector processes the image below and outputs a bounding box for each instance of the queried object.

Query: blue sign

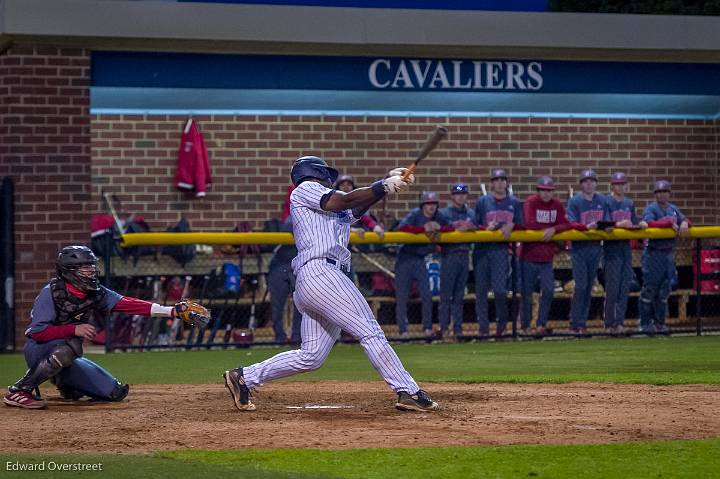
[92,51,720,96]
[176,0,548,12]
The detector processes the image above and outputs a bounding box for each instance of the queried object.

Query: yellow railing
[119,226,720,247]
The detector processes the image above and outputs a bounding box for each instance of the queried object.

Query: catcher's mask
[56,245,100,292]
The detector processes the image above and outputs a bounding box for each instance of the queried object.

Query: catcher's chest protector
[50,278,106,325]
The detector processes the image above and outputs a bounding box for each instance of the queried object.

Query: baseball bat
[103,191,125,235]
[401,126,448,180]
[351,246,396,279]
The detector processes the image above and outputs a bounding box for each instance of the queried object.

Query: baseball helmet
[610,172,627,184]
[536,176,556,191]
[56,245,100,292]
[451,183,469,194]
[654,180,671,192]
[420,191,439,205]
[579,169,598,183]
[333,174,355,190]
[290,156,339,187]
[490,168,508,180]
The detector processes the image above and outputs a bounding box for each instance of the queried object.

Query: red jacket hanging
[175,119,211,197]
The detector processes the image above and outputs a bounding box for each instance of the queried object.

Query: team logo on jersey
[337,211,352,224]
[536,210,557,223]
[611,210,632,222]
[580,210,604,225]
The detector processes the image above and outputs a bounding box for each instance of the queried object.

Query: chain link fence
[93,231,720,351]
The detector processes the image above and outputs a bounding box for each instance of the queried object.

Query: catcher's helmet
[291,156,339,187]
[56,245,100,292]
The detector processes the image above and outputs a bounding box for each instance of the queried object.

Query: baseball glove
[174,299,211,327]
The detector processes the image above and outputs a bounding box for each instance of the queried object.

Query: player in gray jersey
[223,156,439,412]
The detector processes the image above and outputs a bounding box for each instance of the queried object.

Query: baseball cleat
[223,368,255,411]
[395,389,439,412]
[3,389,47,409]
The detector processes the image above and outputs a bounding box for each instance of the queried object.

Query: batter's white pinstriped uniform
[243,181,420,394]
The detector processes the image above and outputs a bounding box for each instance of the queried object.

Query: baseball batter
[223,156,439,412]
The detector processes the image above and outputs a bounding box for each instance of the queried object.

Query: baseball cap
[579,169,598,183]
[536,176,556,191]
[610,172,627,184]
[420,191,439,205]
[451,183,469,194]
[654,180,671,192]
[333,174,355,189]
[490,168,508,180]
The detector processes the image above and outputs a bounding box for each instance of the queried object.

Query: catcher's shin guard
[11,341,79,393]
[223,368,255,411]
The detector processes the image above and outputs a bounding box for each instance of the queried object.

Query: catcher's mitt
[174,299,211,327]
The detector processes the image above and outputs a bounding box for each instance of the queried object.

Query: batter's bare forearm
[323,181,385,212]
[352,189,386,218]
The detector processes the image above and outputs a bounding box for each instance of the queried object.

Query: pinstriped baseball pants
[243,260,420,394]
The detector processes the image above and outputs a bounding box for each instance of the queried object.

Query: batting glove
[388,167,415,184]
[383,176,410,194]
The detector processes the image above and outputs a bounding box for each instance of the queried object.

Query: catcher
[3,245,209,409]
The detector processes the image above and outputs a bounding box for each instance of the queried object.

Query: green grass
[1,336,720,386]
[2,438,720,478]
[1,337,719,478]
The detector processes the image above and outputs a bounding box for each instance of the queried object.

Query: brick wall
[91,115,719,229]
[2,48,718,349]
[0,45,91,347]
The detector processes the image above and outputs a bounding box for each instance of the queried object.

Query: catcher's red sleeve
[112,296,153,316]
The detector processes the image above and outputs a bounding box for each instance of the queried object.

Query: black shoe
[395,389,439,412]
[58,386,85,401]
[223,368,255,411]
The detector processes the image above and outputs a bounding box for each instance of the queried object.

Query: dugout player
[223,156,439,412]
[267,217,303,343]
[395,192,452,338]
[639,180,690,333]
[519,176,576,336]
[603,172,647,334]
[3,245,209,409]
[473,168,522,337]
[566,169,609,334]
[438,183,476,339]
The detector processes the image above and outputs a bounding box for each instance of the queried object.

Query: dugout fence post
[694,238,703,337]
[0,177,16,353]
[104,233,113,353]
[510,242,518,340]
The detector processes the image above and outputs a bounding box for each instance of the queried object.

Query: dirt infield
[2,381,720,453]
